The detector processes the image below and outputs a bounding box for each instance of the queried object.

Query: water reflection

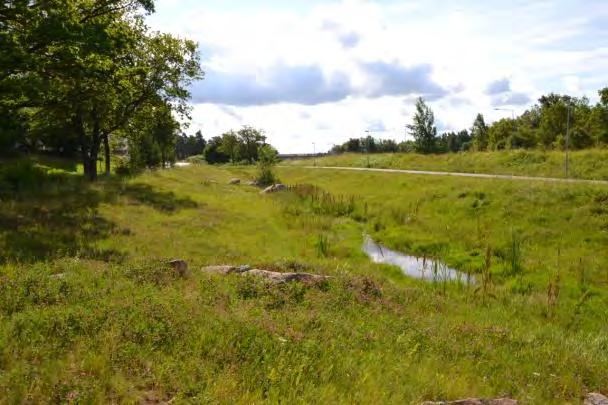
[362,236,474,284]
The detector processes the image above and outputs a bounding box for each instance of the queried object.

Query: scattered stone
[261,183,287,194]
[246,180,260,186]
[229,178,241,185]
[168,259,189,277]
[50,273,67,279]
[586,393,608,405]
[421,399,518,405]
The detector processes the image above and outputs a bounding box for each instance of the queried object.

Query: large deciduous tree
[0,0,201,180]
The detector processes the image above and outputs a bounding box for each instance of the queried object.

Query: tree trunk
[84,108,101,182]
[103,132,111,176]
[75,110,97,181]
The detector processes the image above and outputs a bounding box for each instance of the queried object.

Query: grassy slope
[0,163,607,403]
[284,149,608,180]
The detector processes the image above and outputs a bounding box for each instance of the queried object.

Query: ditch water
[362,236,474,284]
[174,162,192,167]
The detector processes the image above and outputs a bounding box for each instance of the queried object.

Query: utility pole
[565,105,571,178]
[312,142,316,167]
[365,129,371,168]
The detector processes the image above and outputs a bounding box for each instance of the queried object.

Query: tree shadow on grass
[0,175,125,263]
[0,172,199,264]
[108,182,199,213]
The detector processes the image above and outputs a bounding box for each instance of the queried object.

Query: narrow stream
[362,236,474,283]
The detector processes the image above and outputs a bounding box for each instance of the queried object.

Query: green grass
[284,149,608,180]
[0,161,607,403]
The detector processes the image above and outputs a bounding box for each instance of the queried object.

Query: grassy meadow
[0,160,607,403]
[284,149,608,180]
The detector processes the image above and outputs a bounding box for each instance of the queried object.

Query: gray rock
[229,178,241,185]
[261,184,288,194]
[168,259,188,277]
[201,265,237,275]
[243,269,329,284]
[234,265,252,273]
[421,399,518,405]
[246,180,259,186]
[586,393,608,405]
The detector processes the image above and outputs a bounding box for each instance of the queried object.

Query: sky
[146,0,608,153]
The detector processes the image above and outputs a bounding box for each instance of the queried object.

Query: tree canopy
[0,0,202,179]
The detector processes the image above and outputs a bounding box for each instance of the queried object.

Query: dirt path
[286,166,608,185]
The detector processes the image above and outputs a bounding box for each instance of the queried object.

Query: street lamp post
[565,105,571,178]
[365,129,371,168]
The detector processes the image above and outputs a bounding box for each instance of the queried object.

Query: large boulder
[229,178,241,185]
[422,399,518,405]
[586,393,608,405]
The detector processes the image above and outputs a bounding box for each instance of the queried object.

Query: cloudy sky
[147,0,608,153]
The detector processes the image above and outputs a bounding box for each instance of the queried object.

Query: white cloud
[147,0,608,152]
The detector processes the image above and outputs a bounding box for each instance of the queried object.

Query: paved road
[285,166,608,186]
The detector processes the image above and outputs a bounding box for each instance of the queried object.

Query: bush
[256,145,279,186]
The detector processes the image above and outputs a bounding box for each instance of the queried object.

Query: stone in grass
[201,265,329,284]
[586,393,608,405]
[246,180,260,186]
[229,178,241,185]
[242,269,329,284]
[421,399,518,405]
[261,184,287,194]
[168,259,189,277]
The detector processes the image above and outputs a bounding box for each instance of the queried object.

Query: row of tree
[0,0,202,179]
[332,88,608,155]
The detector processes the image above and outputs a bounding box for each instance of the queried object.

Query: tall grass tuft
[314,234,330,258]
[290,184,356,217]
[507,228,523,276]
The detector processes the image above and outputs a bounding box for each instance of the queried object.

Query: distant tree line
[332,88,608,155]
[0,0,202,179]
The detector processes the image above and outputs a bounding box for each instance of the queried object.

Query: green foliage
[203,136,230,164]
[471,113,489,151]
[0,0,202,180]
[204,127,270,165]
[407,97,438,154]
[256,144,279,186]
[175,130,206,160]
